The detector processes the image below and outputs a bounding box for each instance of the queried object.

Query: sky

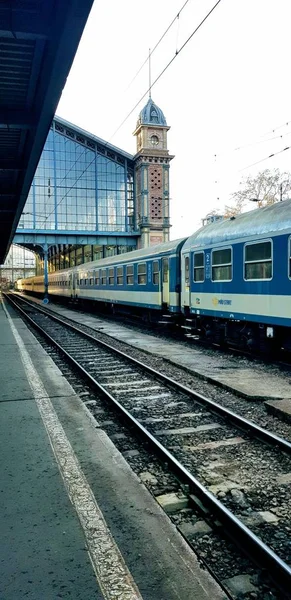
[56,0,291,240]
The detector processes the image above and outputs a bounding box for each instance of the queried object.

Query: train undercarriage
[181,314,290,355]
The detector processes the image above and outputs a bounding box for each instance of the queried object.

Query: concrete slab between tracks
[23,296,291,403]
[0,296,227,600]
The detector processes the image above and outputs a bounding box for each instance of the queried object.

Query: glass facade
[0,244,36,286]
[18,121,135,233]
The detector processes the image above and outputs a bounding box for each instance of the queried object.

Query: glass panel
[153,260,159,285]
[245,242,271,262]
[109,268,114,285]
[245,262,272,279]
[138,263,146,284]
[193,253,205,282]
[19,125,136,238]
[126,264,133,285]
[117,266,123,285]
[194,268,204,282]
[212,249,231,265]
[212,265,232,281]
[244,241,272,280]
[194,252,204,267]
[101,269,107,285]
[163,258,168,283]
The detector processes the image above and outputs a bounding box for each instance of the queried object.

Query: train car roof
[182,198,291,251]
[76,237,188,271]
[17,238,187,281]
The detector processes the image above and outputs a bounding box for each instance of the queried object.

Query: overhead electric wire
[36,143,95,228]
[125,0,190,92]
[212,130,291,163]
[107,0,223,144]
[262,120,291,136]
[234,130,291,152]
[37,0,223,228]
[239,146,291,172]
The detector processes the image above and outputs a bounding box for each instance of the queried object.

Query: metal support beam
[0,111,35,128]
[43,243,49,302]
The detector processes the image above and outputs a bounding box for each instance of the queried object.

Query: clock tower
[133,98,174,248]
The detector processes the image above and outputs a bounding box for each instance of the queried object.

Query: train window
[212,248,232,281]
[138,263,146,284]
[101,269,107,285]
[109,268,114,285]
[153,261,159,285]
[162,258,169,283]
[95,275,99,285]
[84,279,88,286]
[126,265,134,285]
[117,266,124,285]
[90,278,94,285]
[244,241,272,280]
[194,252,205,282]
[185,256,190,285]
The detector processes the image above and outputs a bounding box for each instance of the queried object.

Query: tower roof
[137,98,167,127]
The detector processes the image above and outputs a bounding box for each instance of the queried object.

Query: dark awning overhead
[0,0,94,263]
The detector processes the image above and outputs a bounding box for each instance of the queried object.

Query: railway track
[6,293,291,596]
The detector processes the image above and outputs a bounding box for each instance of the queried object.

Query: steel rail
[6,293,291,593]
[8,293,291,455]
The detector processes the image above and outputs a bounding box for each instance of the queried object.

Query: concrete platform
[20,294,291,402]
[265,398,291,424]
[0,294,226,600]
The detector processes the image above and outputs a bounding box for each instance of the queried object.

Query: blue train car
[180,200,291,350]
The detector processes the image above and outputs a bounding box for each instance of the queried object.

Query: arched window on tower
[150,109,158,123]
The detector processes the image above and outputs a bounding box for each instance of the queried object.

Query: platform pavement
[0,295,227,600]
[22,294,291,404]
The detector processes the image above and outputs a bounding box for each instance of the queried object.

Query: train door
[182,253,191,308]
[70,272,76,299]
[162,257,169,306]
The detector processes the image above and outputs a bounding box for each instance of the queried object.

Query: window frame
[101,269,107,285]
[108,268,114,286]
[126,264,134,285]
[117,266,124,285]
[211,247,233,282]
[193,251,205,283]
[152,260,159,285]
[244,239,273,282]
[138,262,147,285]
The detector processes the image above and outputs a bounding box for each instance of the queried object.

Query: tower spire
[149,48,151,99]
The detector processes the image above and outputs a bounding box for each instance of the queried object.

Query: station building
[1,98,173,284]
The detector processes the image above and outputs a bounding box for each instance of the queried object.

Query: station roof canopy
[0,0,94,263]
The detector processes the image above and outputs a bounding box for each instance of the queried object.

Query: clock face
[150,135,159,146]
